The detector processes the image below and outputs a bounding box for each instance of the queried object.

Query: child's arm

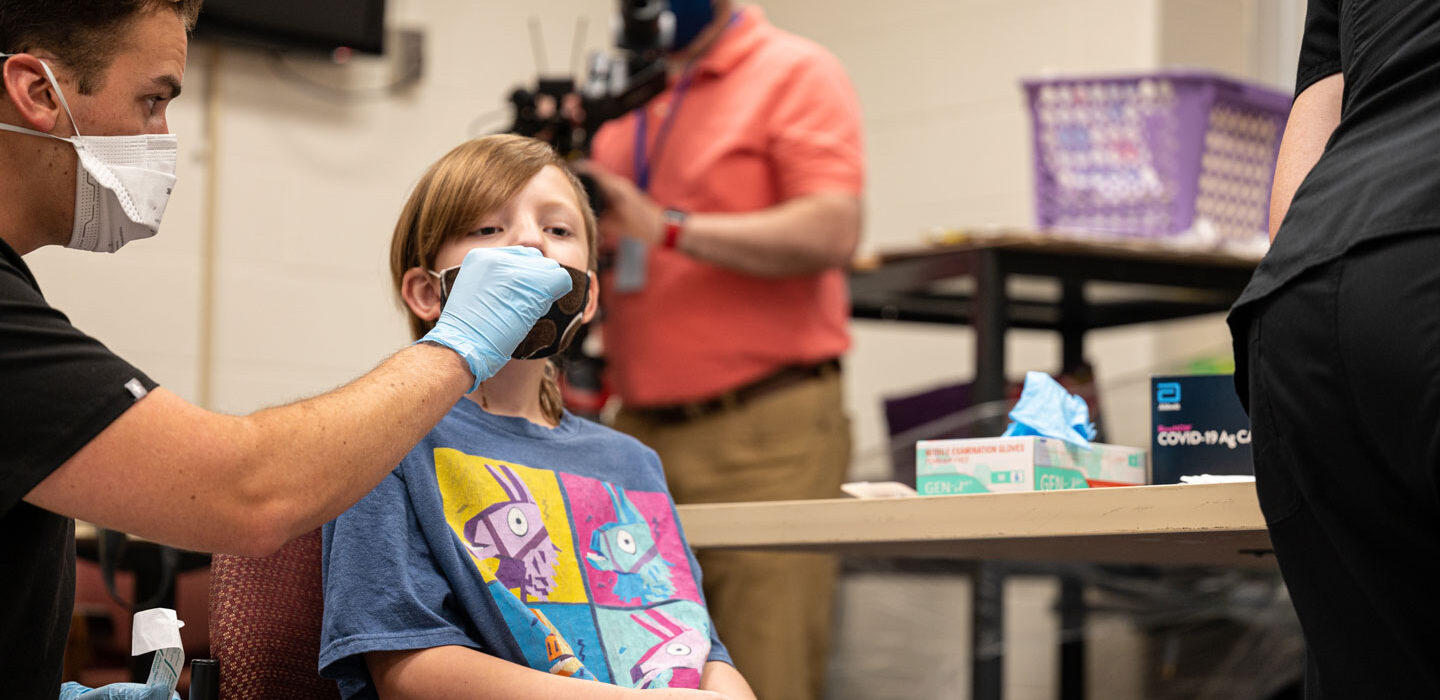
[365,647,735,700]
[700,661,757,700]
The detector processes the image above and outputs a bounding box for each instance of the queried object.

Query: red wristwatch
[661,209,687,250]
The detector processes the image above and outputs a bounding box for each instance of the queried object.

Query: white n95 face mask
[0,54,178,253]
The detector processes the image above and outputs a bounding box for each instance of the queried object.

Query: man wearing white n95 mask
[0,2,572,698]
[0,53,178,253]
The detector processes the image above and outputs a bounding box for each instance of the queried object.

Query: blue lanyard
[633,69,696,193]
[632,11,742,193]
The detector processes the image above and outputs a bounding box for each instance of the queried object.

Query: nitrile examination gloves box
[915,436,1148,495]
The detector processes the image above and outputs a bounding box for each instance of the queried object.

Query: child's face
[433,165,590,275]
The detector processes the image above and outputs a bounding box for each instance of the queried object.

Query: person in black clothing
[1231,0,1440,696]
[0,2,571,697]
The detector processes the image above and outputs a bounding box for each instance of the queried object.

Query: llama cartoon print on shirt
[628,607,711,688]
[433,449,713,688]
[562,472,713,689]
[585,483,676,604]
[461,463,561,600]
[562,474,702,608]
[592,601,713,690]
[434,450,587,604]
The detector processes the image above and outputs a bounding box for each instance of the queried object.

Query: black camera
[507,0,672,161]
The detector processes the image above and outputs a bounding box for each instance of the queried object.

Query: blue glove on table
[1001,371,1097,445]
[59,682,179,700]
[420,246,572,392]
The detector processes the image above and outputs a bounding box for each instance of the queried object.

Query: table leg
[973,251,1008,430]
[1059,278,1090,699]
[1060,576,1086,700]
[971,252,1008,700]
[1060,278,1091,700]
[1060,278,1086,374]
[972,563,1005,700]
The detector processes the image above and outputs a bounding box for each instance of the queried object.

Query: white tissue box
[915,436,1148,495]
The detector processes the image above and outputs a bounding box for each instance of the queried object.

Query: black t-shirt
[1,237,157,698]
[1235,0,1440,308]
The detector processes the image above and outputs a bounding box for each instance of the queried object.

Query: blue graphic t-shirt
[319,399,730,699]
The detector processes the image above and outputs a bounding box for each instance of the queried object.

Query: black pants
[1240,233,1440,698]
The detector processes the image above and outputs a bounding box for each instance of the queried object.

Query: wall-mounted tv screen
[193,0,386,55]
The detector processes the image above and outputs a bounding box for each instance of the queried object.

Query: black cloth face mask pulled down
[439,262,591,359]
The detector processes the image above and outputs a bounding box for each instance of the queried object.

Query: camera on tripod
[506,0,674,162]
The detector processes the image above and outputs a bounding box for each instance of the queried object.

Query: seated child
[318,134,754,700]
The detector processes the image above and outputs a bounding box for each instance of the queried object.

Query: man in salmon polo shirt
[585,2,864,698]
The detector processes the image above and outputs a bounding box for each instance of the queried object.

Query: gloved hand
[419,246,572,392]
[59,681,179,700]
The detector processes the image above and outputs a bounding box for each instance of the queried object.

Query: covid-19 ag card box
[1151,374,1253,484]
[915,436,1148,495]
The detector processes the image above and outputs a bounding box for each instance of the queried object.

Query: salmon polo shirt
[591,6,865,407]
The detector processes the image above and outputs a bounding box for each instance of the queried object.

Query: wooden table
[677,482,1272,569]
[678,482,1273,698]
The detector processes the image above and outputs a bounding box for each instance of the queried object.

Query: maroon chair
[209,529,340,699]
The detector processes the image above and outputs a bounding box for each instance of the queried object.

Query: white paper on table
[1178,474,1257,484]
[132,608,185,697]
[841,481,920,499]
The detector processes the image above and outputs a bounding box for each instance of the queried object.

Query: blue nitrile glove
[419,246,572,392]
[59,682,179,700]
[1001,371,1098,445]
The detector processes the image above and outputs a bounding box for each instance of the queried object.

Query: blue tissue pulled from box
[1002,371,1097,445]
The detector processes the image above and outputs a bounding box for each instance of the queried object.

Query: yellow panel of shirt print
[434,448,588,604]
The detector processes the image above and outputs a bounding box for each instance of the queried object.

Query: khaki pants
[613,371,851,700]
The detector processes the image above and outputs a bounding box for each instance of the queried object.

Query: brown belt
[628,359,841,424]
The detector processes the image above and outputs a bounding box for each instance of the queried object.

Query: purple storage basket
[1024,70,1292,244]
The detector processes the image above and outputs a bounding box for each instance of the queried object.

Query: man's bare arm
[677,192,862,276]
[26,342,469,556]
[1269,73,1344,241]
[587,164,861,277]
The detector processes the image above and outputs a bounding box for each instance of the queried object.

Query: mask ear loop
[425,268,447,302]
[428,264,462,304]
[35,58,84,138]
[0,54,80,142]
